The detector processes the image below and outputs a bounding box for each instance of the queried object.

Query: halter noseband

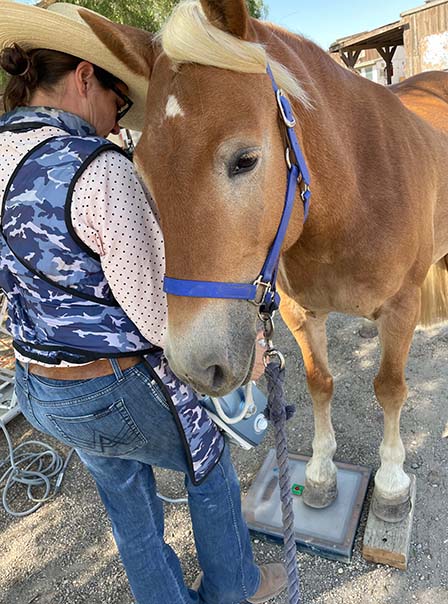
[163,65,311,315]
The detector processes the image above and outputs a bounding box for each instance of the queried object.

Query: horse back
[390,71,448,134]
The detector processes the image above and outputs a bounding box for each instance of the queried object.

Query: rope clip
[263,348,286,369]
[259,311,286,369]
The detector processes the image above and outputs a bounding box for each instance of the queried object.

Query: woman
[0,3,286,604]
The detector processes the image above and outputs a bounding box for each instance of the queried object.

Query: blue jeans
[15,359,260,604]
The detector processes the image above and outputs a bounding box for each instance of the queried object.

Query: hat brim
[0,1,148,130]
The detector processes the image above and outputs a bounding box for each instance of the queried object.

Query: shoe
[191,563,288,603]
[247,563,288,603]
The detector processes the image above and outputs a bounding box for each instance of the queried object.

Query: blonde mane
[159,0,309,106]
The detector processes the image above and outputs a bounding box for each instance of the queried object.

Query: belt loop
[109,358,124,381]
[21,362,30,395]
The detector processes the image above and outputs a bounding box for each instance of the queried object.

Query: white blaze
[165,95,185,118]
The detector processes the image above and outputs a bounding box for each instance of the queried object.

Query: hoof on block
[371,489,411,523]
[303,478,338,509]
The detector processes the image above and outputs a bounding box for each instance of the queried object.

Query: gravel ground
[0,314,447,604]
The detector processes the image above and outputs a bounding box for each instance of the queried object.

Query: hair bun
[0,43,31,77]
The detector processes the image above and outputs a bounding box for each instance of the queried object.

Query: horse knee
[374,374,408,409]
[307,368,333,403]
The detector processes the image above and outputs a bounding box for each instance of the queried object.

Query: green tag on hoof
[291,483,304,496]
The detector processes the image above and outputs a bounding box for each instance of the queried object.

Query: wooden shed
[329,0,448,82]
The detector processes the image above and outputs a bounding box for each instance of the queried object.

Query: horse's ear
[200,0,250,39]
[79,9,157,78]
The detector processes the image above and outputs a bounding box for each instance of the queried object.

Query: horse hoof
[303,478,338,509]
[371,489,411,523]
[359,320,378,339]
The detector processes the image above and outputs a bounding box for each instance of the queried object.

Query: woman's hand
[251,330,266,381]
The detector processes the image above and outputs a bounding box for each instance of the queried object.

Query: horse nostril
[207,364,227,392]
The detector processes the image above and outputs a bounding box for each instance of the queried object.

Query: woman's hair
[0,43,120,112]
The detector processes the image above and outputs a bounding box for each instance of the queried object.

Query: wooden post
[339,49,362,70]
[377,45,398,85]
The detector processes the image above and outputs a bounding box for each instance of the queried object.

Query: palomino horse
[82,0,448,523]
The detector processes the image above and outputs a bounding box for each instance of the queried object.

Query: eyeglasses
[111,84,134,123]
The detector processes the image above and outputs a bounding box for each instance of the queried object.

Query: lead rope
[261,312,301,604]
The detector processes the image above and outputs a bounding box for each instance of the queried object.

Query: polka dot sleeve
[71,150,167,348]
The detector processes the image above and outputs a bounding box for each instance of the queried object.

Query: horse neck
[253,20,380,169]
[253,22,362,243]
[253,21,448,253]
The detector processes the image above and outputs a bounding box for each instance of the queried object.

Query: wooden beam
[377,45,398,85]
[329,22,404,53]
[339,49,362,69]
[377,45,398,62]
[362,475,416,570]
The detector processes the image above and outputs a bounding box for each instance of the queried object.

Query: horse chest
[280,261,384,318]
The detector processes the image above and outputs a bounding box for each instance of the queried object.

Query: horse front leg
[280,295,337,508]
[372,284,420,522]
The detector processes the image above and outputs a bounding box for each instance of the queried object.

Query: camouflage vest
[0,108,224,483]
[0,107,154,363]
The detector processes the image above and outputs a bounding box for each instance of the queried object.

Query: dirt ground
[0,314,447,604]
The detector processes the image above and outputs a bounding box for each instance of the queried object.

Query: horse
[82,0,448,524]
[390,70,448,135]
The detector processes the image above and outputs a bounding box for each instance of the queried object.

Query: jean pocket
[47,398,147,456]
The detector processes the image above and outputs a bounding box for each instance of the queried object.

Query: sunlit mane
[159,0,310,106]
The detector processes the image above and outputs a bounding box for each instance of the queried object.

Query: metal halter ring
[285,148,304,185]
[276,89,297,128]
[300,183,310,202]
[263,348,286,369]
[251,276,272,306]
[285,147,292,170]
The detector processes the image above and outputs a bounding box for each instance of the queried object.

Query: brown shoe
[247,563,288,603]
[191,563,288,603]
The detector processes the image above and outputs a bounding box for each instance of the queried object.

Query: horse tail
[419,256,448,326]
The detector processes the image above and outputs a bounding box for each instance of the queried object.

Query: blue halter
[163,65,311,315]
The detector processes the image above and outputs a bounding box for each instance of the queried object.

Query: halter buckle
[300,182,311,202]
[251,276,272,306]
[286,148,311,200]
[286,147,304,183]
[276,89,296,128]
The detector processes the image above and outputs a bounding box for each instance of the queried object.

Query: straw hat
[0,1,148,129]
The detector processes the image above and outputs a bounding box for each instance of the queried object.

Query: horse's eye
[230,152,259,177]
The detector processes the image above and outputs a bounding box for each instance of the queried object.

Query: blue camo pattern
[0,107,224,482]
[145,349,224,483]
[0,105,96,136]
[0,107,153,363]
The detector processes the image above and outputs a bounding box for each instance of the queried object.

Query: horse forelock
[157,0,310,108]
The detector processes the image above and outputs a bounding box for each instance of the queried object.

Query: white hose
[0,414,185,511]
[0,416,75,517]
[210,381,255,425]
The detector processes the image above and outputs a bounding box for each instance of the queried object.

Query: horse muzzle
[164,302,257,396]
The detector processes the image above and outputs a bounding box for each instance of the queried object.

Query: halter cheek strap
[163,65,311,315]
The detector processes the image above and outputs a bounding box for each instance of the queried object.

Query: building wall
[357,46,407,84]
[403,1,448,75]
[331,1,448,85]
